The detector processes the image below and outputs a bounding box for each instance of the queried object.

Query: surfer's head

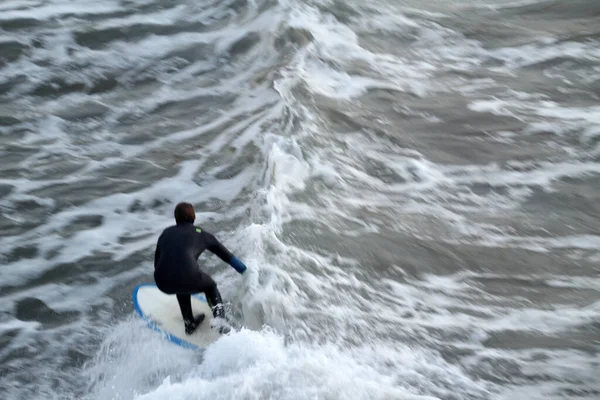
[174,202,196,224]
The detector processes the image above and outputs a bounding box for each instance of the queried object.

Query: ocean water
[1,0,599,399]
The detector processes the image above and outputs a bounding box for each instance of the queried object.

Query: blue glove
[230,256,247,274]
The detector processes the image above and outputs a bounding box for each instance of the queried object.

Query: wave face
[1,0,599,399]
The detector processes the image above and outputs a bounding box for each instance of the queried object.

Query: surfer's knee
[200,272,217,291]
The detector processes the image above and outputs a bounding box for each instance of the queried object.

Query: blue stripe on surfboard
[132,283,209,350]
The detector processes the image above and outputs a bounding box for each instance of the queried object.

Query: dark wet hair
[174,202,195,224]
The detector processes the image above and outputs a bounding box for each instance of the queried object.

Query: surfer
[153,202,247,335]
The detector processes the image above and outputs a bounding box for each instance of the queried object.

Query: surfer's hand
[242,265,259,296]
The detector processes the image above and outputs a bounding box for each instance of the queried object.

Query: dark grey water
[1,0,599,399]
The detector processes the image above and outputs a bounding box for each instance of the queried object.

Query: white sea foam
[284,2,434,98]
[87,322,490,400]
[0,0,41,12]
[0,0,122,21]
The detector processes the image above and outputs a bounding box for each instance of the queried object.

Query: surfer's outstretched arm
[202,230,247,274]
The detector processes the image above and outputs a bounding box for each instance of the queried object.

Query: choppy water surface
[1,0,599,399]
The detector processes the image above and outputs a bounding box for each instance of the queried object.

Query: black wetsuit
[153,222,233,324]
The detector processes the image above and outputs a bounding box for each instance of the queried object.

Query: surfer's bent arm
[203,231,247,274]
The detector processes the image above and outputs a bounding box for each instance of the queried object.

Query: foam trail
[90,326,483,400]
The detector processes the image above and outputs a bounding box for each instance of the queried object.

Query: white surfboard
[132,283,221,349]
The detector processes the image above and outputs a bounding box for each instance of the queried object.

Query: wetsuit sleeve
[203,231,247,274]
[203,231,233,262]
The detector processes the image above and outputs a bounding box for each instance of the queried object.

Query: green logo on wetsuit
[196,228,202,233]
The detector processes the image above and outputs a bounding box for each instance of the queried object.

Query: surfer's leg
[197,273,230,334]
[181,271,229,334]
[176,294,205,335]
[176,294,193,321]
[188,270,223,319]
[205,285,230,334]
[204,284,225,319]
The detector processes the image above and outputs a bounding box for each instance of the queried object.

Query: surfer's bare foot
[184,313,205,335]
